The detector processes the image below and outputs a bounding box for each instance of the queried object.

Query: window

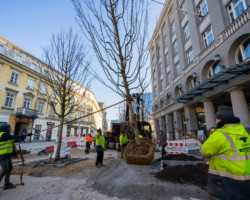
[38,101,44,114]
[184,23,191,40]
[9,71,19,85]
[23,98,32,109]
[15,54,22,63]
[237,38,250,63]
[49,106,55,116]
[171,21,176,34]
[175,62,181,74]
[4,93,15,108]
[167,72,171,84]
[181,1,187,18]
[68,112,72,120]
[82,102,85,108]
[228,0,248,22]
[203,26,214,47]
[87,104,91,111]
[31,63,37,71]
[27,78,35,90]
[52,90,57,98]
[207,64,222,78]
[173,40,178,54]
[198,0,208,17]
[0,45,4,54]
[187,48,194,63]
[75,112,79,119]
[41,84,47,94]
[87,116,90,122]
[44,70,48,77]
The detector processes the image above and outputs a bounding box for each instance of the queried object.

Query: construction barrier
[165,141,188,155]
[61,136,86,147]
[152,140,160,151]
[45,145,54,152]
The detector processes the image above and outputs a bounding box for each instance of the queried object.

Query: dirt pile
[161,154,202,161]
[155,164,208,188]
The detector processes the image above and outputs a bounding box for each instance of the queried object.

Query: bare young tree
[72,0,149,145]
[42,29,91,160]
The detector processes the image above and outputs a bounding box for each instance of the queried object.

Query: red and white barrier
[165,141,188,154]
[152,140,160,151]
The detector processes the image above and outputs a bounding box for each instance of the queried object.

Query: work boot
[3,183,16,190]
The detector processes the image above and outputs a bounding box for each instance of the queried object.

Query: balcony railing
[16,107,38,119]
[224,8,250,39]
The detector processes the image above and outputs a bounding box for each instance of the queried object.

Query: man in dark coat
[159,130,167,158]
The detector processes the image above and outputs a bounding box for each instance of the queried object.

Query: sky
[0,0,162,121]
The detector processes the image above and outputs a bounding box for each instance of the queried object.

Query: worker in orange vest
[85,133,93,154]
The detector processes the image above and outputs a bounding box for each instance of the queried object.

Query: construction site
[0,134,209,200]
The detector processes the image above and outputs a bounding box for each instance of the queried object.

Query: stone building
[149,0,250,140]
[98,102,108,133]
[0,35,102,140]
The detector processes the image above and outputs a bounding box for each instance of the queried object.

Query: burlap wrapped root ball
[124,137,154,165]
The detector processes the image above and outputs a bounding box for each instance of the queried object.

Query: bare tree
[42,29,91,160]
[72,0,149,145]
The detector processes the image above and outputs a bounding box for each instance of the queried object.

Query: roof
[176,62,250,103]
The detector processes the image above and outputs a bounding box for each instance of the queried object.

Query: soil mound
[155,164,208,188]
[161,154,202,161]
[125,138,154,165]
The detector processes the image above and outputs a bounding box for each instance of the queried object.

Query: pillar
[173,110,182,140]
[228,87,250,129]
[165,114,174,140]
[184,105,198,136]
[203,99,216,130]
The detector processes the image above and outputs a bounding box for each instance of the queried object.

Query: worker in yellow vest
[95,129,105,167]
[119,132,128,158]
[200,106,250,199]
[0,125,30,190]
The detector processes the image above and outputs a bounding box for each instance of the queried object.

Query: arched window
[207,63,221,78]
[237,38,250,63]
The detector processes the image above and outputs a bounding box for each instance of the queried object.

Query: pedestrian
[85,133,92,154]
[119,132,128,158]
[159,130,167,158]
[95,129,106,167]
[0,124,30,190]
[200,106,250,199]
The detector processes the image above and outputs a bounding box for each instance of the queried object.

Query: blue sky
[0,0,162,121]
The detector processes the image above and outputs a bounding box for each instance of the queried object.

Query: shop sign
[16,118,32,122]
[47,122,55,126]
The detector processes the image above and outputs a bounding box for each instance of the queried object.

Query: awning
[177,62,250,103]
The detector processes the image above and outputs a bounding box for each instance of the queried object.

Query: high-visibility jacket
[95,133,106,150]
[86,135,92,143]
[0,132,17,156]
[119,134,128,146]
[201,124,250,181]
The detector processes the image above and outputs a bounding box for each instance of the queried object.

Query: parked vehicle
[104,121,152,150]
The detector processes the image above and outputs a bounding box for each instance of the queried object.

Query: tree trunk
[128,100,141,145]
[55,117,64,161]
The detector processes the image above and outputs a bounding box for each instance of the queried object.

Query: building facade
[149,0,250,140]
[98,102,108,133]
[0,36,102,140]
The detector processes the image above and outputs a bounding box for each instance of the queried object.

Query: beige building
[149,0,250,140]
[0,35,102,140]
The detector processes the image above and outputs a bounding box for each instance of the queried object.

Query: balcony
[224,8,250,39]
[16,107,38,119]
